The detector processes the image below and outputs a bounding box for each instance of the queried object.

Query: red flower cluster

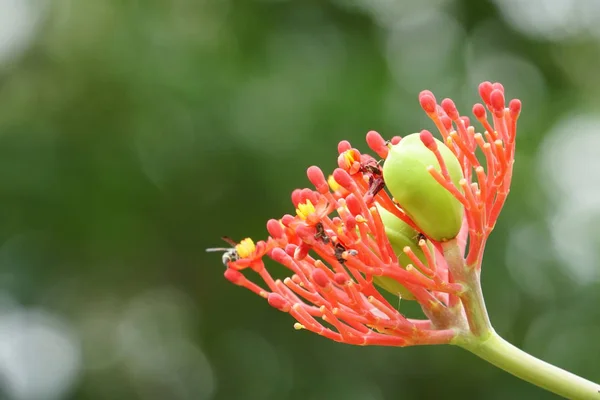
[217,82,521,347]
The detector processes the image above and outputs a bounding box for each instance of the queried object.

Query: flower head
[212,82,521,346]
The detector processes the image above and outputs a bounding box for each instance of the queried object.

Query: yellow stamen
[342,150,357,168]
[235,238,256,258]
[328,175,341,192]
[296,200,316,220]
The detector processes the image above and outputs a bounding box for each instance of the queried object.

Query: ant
[359,159,383,177]
[314,222,330,244]
[206,236,239,267]
[333,242,357,265]
[360,160,385,198]
[360,164,382,176]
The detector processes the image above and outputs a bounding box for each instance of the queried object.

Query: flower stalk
[459,331,600,400]
[210,81,600,399]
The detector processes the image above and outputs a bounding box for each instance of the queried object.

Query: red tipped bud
[224,269,244,285]
[337,140,352,154]
[270,247,289,264]
[268,293,290,311]
[366,130,389,158]
[490,89,505,117]
[440,115,452,131]
[281,214,295,226]
[472,103,486,119]
[298,188,318,205]
[419,130,437,150]
[291,189,302,207]
[345,194,362,217]
[419,90,437,114]
[307,166,329,194]
[441,98,459,120]
[312,269,330,288]
[334,273,348,285]
[267,219,284,239]
[285,244,298,257]
[509,99,521,118]
[332,168,354,191]
[478,81,493,104]
[492,82,504,92]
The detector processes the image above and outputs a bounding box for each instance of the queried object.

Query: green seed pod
[372,205,434,301]
[382,133,464,242]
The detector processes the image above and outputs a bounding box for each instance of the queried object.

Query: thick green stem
[442,239,491,337]
[443,238,600,398]
[460,331,600,400]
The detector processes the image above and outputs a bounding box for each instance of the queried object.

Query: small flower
[235,238,257,258]
[213,81,521,346]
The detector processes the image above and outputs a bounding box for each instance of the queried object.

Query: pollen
[235,238,256,258]
[296,200,316,220]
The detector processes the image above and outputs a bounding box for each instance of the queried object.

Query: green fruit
[382,133,464,242]
[372,205,433,301]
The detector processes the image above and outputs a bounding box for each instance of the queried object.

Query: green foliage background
[0,0,599,399]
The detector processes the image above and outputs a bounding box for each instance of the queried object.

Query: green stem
[442,239,491,337]
[460,331,600,400]
[442,238,600,398]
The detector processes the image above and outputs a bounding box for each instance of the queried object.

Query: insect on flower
[314,222,330,244]
[360,159,386,200]
[206,83,600,400]
[209,81,521,348]
[205,236,240,267]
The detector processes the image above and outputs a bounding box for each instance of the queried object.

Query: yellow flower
[296,200,316,221]
[235,238,256,259]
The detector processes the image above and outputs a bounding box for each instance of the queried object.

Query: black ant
[334,243,346,264]
[333,242,357,265]
[206,236,239,267]
[314,222,330,244]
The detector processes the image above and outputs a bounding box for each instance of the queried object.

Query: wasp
[314,222,330,244]
[206,236,239,267]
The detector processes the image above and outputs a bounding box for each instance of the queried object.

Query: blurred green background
[0,0,599,399]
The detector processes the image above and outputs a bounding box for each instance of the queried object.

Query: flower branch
[209,81,600,399]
